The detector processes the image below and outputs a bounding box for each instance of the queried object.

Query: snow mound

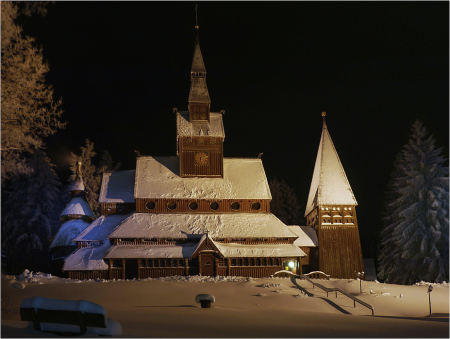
[142,275,253,283]
[414,280,449,286]
[16,270,53,283]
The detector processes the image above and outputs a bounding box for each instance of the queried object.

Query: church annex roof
[109,213,296,239]
[305,116,357,217]
[177,111,225,138]
[287,225,318,247]
[50,219,91,248]
[99,170,136,204]
[73,213,131,242]
[134,157,271,200]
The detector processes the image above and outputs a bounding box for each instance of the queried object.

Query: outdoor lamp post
[357,272,365,293]
[427,284,433,315]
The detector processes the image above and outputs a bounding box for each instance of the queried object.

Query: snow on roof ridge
[304,119,357,217]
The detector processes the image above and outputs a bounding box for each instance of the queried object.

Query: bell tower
[304,113,364,279]
[176,7,225,178]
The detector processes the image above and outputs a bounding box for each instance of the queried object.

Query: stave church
[51,22,364,280]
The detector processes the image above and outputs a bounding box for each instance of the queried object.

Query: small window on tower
[146,201,156,210]
[210,202,219,211]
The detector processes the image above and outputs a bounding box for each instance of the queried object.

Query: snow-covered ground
[2,270,449,337]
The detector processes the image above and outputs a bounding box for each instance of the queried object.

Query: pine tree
[68,140,121,217]
[1,2,65,183]
[378,121,449,284]
[269,178,302,225]
[1,150,63,274]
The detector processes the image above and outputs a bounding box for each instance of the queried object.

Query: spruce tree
[1,150,63,274]
[1,2,64,183]
[378,120,449,284]
[269,178,302,225]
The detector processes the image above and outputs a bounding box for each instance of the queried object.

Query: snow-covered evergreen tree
[1,2,65,183]
[1,150,63,274]
[68,140,121,217]
[269,178,302,225]
[377,121,449,284]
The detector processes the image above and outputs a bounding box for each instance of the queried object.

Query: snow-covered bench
[20,296,121,335]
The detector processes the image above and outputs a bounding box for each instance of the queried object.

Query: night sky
[18,2,449,258]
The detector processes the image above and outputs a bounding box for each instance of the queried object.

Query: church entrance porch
[200,254,216,276]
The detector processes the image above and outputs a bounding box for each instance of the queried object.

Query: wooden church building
[60,24,364,280]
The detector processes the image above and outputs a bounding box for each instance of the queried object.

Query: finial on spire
[321,111,326,117]
[195,4,199,30]
[76,161,82,175]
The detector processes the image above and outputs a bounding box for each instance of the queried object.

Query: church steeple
[304,113,363,279]
[305,112,357,217]
[188,7,211,123]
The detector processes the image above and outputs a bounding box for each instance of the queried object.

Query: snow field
[2,272,449,337]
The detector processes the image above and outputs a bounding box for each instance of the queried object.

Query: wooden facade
[306,205,364,279]
[135,198,270,214]
[179,136,224,178]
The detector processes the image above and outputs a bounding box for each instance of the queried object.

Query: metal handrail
[272,270,374,316]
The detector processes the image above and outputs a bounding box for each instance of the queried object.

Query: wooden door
[201,254,215,277]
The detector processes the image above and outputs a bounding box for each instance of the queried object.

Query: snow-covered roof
[105,244,198,259]
[134,157,271,200]
[177,112,224,138]
[68,174,85,192]
[73,214,131,242]
[305,118,357,217]
[50,219,91,248]
[99,170,136,203]
[109,213,296,239]
[215,243,306,258]
[63,242,110,271]
[104,242,305,259]
[60,197,95,219]
[287,226,318,247]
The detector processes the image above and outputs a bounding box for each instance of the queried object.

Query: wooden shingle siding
[136,198,270,213]
[318,225,364,279]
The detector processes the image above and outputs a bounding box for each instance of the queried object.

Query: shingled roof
[305,116,357,217]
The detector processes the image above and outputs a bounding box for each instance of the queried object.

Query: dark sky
[19,2,449,257]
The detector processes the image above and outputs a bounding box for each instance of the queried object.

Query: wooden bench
[20,296,107,334]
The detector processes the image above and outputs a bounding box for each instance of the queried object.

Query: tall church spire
[188,5,211,122]
[305,113,357,217]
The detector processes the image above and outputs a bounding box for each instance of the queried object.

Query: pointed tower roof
[188,16,211,104]
[304,113,357,217]
[191,38,207,74]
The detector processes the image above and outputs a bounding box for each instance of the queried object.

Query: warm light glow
[288,261,295,268]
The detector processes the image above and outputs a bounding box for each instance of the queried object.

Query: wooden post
[227,258,231,276]
[108,259,112,280]
[122,259,126,280]
[185,258,189,276]
[198,255,202,276]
